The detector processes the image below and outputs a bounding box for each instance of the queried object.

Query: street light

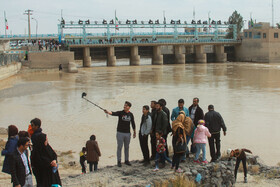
[32,17,38,43]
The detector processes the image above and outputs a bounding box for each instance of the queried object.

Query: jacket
[86,140,101,162]
[188,104,204,126]
[139,113,152,136]
[1,136,18,174]
[154,110,169,135]
[171,106,190,121]
[9,149,31,187]
[204,110,227,133]
[193,125,211,144]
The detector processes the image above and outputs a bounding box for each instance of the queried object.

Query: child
[228,148,252,183]
[193,120,211,164]
[79,147,87,174]
[153,131,172,171]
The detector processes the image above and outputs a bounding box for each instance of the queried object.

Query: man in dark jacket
[204,105,227,162]
[30,118,43,186]
[150,100,157,160]
[9,137,33,187]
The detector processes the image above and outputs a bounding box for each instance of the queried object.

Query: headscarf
[172,111,194,142]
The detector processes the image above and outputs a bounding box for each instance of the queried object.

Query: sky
[1,0,279,35]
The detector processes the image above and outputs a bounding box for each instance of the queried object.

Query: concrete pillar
[152,46,163,65]
[215,45,227,62]
[174,45,185,64]
[130,46,140,66]
[195,45,207,63]
[107,46,116,66]
[83,47,91,67]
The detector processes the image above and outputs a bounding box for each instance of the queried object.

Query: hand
[133,131,136,138]
[223,131,226,136]
[104,110,108,114]
[50,160,57,167]
[15,185,21,187]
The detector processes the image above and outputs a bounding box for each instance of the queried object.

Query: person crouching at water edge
[104,101,136,167]
[153,131,172,171]
[228,148,252,183]
[193,120,211,164]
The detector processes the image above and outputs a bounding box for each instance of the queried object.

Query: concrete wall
[0,63,21,81]
[29,51,75,69]
[0,40,10,51]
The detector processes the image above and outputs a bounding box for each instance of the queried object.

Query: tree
[277,23,280,29]
[226,10,244,39]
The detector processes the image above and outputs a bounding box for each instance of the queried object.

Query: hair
[90,135,96,141]
[156,101,164,107]
[125,101,132,107]
[17,137,30,147]
[156,130,163,135]
[208,104,214,110]
[158,99,166,106]
[143,105,149,111]
[178,99,184,104]
[193,97,199,103]
[82,147,86,152]
[30,118,41,128]
[151,100,157,104]
[18,131,30,138]
[8,125,18,138]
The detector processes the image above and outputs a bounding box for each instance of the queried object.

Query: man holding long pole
[104,101,136,167]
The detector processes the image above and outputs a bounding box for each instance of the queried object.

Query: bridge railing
[0,53,22,66]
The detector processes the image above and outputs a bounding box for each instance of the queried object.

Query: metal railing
[0,53,21,66]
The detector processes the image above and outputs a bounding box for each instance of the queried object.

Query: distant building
[236,22,280,63]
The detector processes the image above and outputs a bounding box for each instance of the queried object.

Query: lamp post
[32,17,38,43]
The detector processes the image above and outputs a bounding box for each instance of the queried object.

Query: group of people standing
[1,118,61,187]
[104,97,227,172]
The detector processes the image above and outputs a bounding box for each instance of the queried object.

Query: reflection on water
[0,62,280,166]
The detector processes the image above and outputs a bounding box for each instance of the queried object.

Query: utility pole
[4,11,7,38]
[163,10,166,33]
[61,9,63,41]
[272,0,274,28]
[24,9,33,41]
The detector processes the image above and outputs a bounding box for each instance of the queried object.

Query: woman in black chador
[34,133,61,187]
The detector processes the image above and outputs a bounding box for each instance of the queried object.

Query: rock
[0,127,7,135]
[68,62,78,73]
[185,172,192,176]
[191,169,198,175]
[68,161,76,166]
[216,171,221,178]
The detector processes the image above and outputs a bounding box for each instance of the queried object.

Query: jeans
[116,132,131,162]
[208,132,221,161]
[234,157,247,179]
[89,161,98,172]
[139,133,150,161]
[195,143,206,161]
[155,152,172,169]
[80,161,86,173]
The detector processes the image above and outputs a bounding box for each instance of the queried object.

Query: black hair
[8,125,18,138]
[18,131,30,138]
[82,147,86,152]
[156,101,164,107]
[178,99,184,104]
[158,99,166,106]
[17,137,30,147]
[156,130,163,135]
[143,105,149,111]
[125,101,132,107]
[208,104,214,110]
[193,97,199,103]
[30,118,41,128]
[151,100,157,104]
[90,135,96,141]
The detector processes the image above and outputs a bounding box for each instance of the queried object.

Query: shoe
[143,161,150,166]
[153,168,159,172]
[175,168,183,173]
[139,159,146,163]
[125,161,132,166]
[193,160,200,164]
[210,159,217,163]
[186,153,190,158]
[201,160,208,164]
[117,161,122,167]
[244,177,247,183]
[150,156,155,160]
[181,160,186,163]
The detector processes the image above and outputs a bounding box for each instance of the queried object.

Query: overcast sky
[1,0,279,35]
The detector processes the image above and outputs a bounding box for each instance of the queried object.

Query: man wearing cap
[204,104,227,162]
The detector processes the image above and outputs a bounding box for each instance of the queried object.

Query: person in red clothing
[153,131,172,171]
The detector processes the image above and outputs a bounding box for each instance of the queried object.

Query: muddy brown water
[0,61,280,166]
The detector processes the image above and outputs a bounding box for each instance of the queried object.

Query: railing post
[152,24,156,40]
[107,24,111,41]
[130,24,134,42]
[195,24,198,40]
[83,22,86,44]
[214,23,218,40]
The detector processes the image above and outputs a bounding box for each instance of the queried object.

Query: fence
[0,53,21,66]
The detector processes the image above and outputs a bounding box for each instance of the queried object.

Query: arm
[218,113,227,135]
[9,154,20,186]
[1,139,16,156]
[242,149,252,154]
[205,128,211,138]
[94,142,101,157]
[104,110,112,115]
[131,113,136,138]
[171,109,176,121]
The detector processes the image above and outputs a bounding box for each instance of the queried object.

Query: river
[0,61,280,166]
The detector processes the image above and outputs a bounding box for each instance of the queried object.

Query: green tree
[226,10,244,39]
[277,23,280,29]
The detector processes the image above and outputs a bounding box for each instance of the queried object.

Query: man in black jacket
[150,100,157,160]
[204,105,227,162]
[9,137,33,187]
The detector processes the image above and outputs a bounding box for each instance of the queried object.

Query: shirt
[171,106,190,121]
[190,106,197,121]
[17,149,30,175]
[112,110,136,133]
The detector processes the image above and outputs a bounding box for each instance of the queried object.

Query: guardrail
[0,53,22,66]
